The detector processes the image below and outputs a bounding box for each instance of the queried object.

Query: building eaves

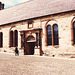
[0,0,75,25]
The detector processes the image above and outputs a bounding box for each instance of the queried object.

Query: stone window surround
[9,30,18,47]
[46,23,59,46]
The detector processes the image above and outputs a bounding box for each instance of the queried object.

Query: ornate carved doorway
[20,28,42,55]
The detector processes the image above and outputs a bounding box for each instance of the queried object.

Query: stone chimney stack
[0,2,4,10]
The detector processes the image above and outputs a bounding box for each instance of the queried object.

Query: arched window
[1,32,3,47]
[53,24,59,45]
[14,30,18,47]
[0,32,3,48]
[10,31,13,47]
[73,22,75,44]
[47,25,52,45]
[9,31,13,47]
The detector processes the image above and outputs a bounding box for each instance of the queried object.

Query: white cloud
[0,0,29,8]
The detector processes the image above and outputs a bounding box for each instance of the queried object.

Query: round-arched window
[53,24,59,45]
[47,25,52,45]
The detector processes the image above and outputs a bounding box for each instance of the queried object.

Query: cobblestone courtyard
[0,53,75,75]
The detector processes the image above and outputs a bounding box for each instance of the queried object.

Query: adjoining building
[0,0,75,57]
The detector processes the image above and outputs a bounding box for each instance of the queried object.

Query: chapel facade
[0,0,75,57]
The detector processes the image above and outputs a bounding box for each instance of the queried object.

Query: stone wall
[41,11,75,57]
[0,11,75,57]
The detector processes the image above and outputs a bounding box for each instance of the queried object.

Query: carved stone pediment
[27,35,36,42]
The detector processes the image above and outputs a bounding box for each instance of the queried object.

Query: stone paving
[0,53,75,75]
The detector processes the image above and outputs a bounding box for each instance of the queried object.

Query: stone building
[0,0,75,57]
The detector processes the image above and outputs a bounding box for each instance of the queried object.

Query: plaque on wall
[28,21,33,28]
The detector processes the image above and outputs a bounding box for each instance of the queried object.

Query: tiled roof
[0,0,75,25]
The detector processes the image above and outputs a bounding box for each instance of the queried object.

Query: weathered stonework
[0,11,75,57]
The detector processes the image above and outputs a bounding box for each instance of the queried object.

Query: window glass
[53,24,59,45]
[47,25,52,45]
[73,22,75,44]
[10,31,13,47]
[14,30,18,47]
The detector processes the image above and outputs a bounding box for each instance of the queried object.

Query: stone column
[24,32,26,55]
[20,31,26,55]
[34,29,42,56]
[39,29,42,55]
[35,32,38,47]
[34,31,40,55]
[37,32,39,48]
[36,31,40,47]
[18,31,21,48]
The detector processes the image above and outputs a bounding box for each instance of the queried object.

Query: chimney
[0,2,4,10]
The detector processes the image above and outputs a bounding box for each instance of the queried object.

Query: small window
[28,21,33,28]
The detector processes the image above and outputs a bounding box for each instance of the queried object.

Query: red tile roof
[0,0,75,25]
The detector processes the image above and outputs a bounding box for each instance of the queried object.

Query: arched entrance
[26,35,35,55]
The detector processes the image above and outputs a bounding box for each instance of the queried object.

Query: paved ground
[0,53,75,75]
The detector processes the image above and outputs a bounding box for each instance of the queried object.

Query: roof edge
[0,10,75,26]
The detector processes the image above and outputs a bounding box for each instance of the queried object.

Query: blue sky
[0,0,29,8]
